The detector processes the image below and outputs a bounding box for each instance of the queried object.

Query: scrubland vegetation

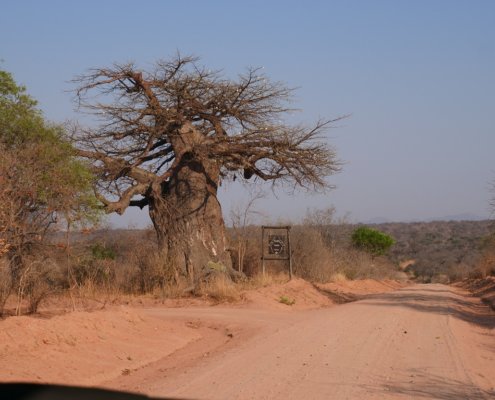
[1,176,495,316]
[1,64,494,318]
[377,220,495,282]
[4,214,494,317]
[0,220,395,316]
[2,206,495,316]
[0,216,494,318]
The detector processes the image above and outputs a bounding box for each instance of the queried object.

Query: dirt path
[104,284,495,400]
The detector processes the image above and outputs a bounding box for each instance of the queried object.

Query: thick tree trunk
[148,156,232,283]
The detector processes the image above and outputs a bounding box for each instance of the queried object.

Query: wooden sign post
[261,226,292,279]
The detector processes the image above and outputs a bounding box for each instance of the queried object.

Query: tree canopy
[74,55,341,214]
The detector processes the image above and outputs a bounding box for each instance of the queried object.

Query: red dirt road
[105,284,495,400]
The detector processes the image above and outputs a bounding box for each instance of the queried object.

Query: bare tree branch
[73,54,343,216]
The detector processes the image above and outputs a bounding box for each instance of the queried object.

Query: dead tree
[73,55,342,281]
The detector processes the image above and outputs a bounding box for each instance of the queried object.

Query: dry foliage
[0,258,12,316]
[0,238,9,257]
[230,189,265,273]
[194,274,241,302]
[15,257,62,315]
[377,220,494,282]
[74,55,341,212]
[240,272,291,290]
[476,237,495,278]
[290,226,334,282]
[226,215,402,284]
[229,225,261,276]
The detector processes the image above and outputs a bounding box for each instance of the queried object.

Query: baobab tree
[74,55,341,281]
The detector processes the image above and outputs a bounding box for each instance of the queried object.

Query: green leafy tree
[351,226,395,257]
[0,69,99,278]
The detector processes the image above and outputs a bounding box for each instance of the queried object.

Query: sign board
[268,235,286,255]
[261,226,292,278]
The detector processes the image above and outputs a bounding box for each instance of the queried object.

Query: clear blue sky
[1,0,494,227]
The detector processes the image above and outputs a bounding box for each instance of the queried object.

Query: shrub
[16,257,62,314]
[478,233,495,277]
[71,257,115,288]
[279,295,295,306]
[0,258,12,316]
[1,69,100,313]
[132,251,170,294]
[291,226,335,282]
[351,226,395,257]
[90,242,117,260]
[228,225,261,276]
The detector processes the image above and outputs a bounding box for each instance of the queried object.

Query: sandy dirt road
[105,284,495,400]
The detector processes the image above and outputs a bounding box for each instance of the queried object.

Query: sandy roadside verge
[0,307,202,386]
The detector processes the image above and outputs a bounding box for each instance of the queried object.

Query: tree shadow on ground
[397,287,454,294]
[362,287,495,329]
[311,284,359,304]
[359,369,494,400]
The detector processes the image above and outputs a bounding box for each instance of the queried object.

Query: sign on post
[261,226,292,279]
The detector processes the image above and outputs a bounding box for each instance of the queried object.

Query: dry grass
[0,258,11,316]
[241,272,290,290]
[329,272,348,282]
[195,274,241,302]
[291,227,335,282]
[16,257,64,314]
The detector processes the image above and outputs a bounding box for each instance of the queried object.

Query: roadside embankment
[455,277,495,310]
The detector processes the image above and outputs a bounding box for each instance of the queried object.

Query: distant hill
[372,220,494,281]
[424,213,487,222]
[363,213,488,225]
